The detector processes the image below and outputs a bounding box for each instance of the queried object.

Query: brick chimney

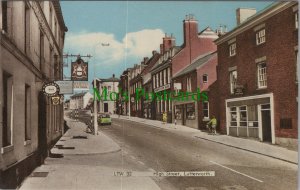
[163,33,176,52]
[236,8,256,25]
[160,44,164,54]
[183,14,199,46]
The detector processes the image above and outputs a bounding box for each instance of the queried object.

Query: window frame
[229,70,237,94]
[203,101,209,119]
[256,29,266,45]
[257,62,267,89]
[229,43,236,57]
[203,74,208,84]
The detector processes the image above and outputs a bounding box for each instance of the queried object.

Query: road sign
[42,82,60,97]
[54,81,73,94]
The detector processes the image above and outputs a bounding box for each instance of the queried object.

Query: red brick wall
[217,5,298,138]
[172,20,217,76]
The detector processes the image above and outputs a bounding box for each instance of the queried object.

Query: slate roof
[172,51,217,79]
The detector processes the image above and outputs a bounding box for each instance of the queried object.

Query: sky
[61,1,273,89]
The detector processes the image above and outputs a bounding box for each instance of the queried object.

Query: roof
[151,46,182,72]
[98,77,120,82]
[173,51,217,79]
[141,53,160,75]
[71,92,89,98]
[198,27,218,39]
[214,2,295,45]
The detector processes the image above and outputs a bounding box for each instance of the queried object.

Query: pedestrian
[162,112,167,124]
[207,116,217,135]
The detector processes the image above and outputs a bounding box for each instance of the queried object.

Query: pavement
[19,116,161,190]
[111,115,298,164]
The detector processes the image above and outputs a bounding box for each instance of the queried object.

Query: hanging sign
[42,82,60,97]
[54,81,73,94]
[51,96,61,105]
[71,57,88,81]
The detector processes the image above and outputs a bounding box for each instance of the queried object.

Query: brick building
[214,2,298,147]
[119,68,131,116]
[151,34,180,122]
[141,51,160,119]
[0,1,67,188]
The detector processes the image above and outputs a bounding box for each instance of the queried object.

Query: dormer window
[256,29,266,45]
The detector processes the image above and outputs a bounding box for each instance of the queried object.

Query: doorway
[104,103,108,112]
[261,104,271,142]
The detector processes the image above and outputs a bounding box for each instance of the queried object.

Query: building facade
[70,92,93,110]
[95,75,119,114]
[0,1,67,188]
[214,2,298,147]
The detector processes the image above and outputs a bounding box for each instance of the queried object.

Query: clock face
[42,82,60,97]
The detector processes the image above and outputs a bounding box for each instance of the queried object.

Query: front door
[261,109,271,142]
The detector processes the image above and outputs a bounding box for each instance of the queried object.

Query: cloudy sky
[61,1,273,84]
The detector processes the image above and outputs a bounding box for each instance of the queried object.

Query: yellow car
[98,113,112,125]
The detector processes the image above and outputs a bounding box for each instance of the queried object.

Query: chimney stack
[183,14,199,46]
[236,8,256,25]
[162,33,176,53]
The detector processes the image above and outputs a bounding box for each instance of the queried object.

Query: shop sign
[54,81,73,94]
[42,82,60,97]
[51,95,62,105]
[234,85,244,95]
[154,83,171,93]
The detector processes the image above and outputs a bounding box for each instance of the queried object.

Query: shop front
[174,101,197,129]
[225,93,275,144]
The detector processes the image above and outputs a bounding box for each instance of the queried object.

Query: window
[25,3,30,54]
[295,12,298,29]
[230,107,237,126]
[2,71,13,147]
[187,77,192,92]
[156,74,158,88]
[257,62,267,88]
[229,43,236,56]
[2,1,8,32]
[153,76,156,88]
[167,68,170,83]
[160,71,162,86]
[54,19,57,40]
[239,106,247,127]
[108,86,112,94]
[296,50,298,82]
[164,69,167,85]
[256,29,265,45]
[25,84,31,140]
[186,103,195,120]
[40,30,44,71]
[203,74,208,83]
[230,70,237,94]
[203,102,209,119]
[49,6,53,30]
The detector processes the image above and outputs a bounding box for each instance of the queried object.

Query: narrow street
[76,112,297,190]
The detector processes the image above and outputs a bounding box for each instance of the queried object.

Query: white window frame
[203,101,209,119]
[257,62,267,89]
[167,68,170,83]
[187,77,192,92]
[230,70,237,94]
[256,29,265,45]
[164,69,167,85]
[229,43,236,56]
[296,12,299,29]
[203,74,208,83]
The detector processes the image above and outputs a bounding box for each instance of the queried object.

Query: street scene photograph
[0,0,298,189]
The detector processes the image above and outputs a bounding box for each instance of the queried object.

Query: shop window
[186,103,195,120]
[280,118,292,129]
[230,70,237,94]
[175,105,182,120]
[247,105,258,127]
[203,102,209,119]
[230,107,237,126]
[257,62,267,88]
[229,43,236,56]
[256,29,265,45]
[239,106,247,127]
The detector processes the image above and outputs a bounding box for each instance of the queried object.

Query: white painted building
[94,75,120,114]
[70,92,93,110]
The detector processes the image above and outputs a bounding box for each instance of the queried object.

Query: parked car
[98,113,112,125]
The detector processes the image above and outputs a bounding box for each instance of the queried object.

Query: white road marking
[137,161,145,165]
[210,161,263,183]
[114,123,121,127]
[130,155,136,160]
